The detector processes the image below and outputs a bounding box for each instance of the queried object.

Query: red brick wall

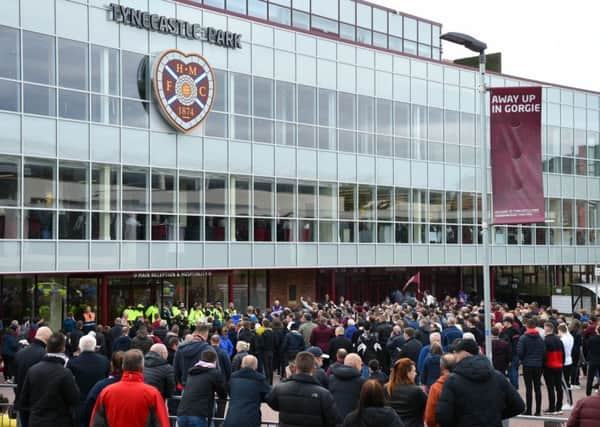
[269,269,316,307]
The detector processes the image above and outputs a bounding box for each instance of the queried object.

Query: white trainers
[561,403,573,411]
[572,384,582,390]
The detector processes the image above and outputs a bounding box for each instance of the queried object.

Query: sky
[370,0,600,93]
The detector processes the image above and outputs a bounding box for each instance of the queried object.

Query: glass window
[179,174,202,214]
[122,167,148,211]
[339,130,355,153]
[0,26,19,79]
[319,183,337,219]
[357,3,372,29]
[403,17,417,41]
[227,0,246,14]
[205,216,226,241]
[377,99,393,135]
[23,84,56,116]
[253,77,273,118]
[276,81,295,122]
[254,179,273,217]
[299,220,315,241]
[377,187,392,220]
[213,69,228,112]
[357,96,374,133]
[394,102,410,136]
[269,4,291,25]
[206,175,226,215]
[357,28,372,45]
[312,16,338,35]
[151,214,176,240]
[91,45,119,95]
[204,0,224,7]
[248,0,267,19]
[23,31,55,84]
[460,112,476,145]
[25,210,54,239]
[412,105,427,139]
[292,11,310,30]
[319,126,336,151]
[122,51,146,99]
[359,186,375,220]
[58,38,88,90]
[340,0,356,24]
[254,218,273,241]
[276,182,295,217]
[0,209,19,238]
[92,164,118,211]
[122,213,147,240]
[389,36,402,52]
[122,99,149,128]
[318,89,336,127]
[59,162,88,210]
[232,73,251,115]
[297,124,315,148]
[298,183,316,218]
[340,23,356,41]
[254,118,273,143]
[0,80,20,112]
[373,32,387,48]
[432,25,441,47]
[298,85,316,124]
[388,13,402,37]
[446,191,459,223]
[0,156,19,206]
[151,170,175,213]
[292,0,309,11]
[91,95,120,125]
[339,92,356,130]
[339,221,354,242]
[339,184,355,219]
[205,112,228,138]
[412,189,427,223]
[404,40,417,56]
[275,122,296,146]
[429,191,443,223]
[418,21,432,45]
[59,89,89,120]
[429,107,443,141]
[232,177,250,216]
[179,215,201,241]
[445,110,459,143]
[59,211,87,239]
[319,221,336,242]
[373,8,387,33]
[24,158,55,208]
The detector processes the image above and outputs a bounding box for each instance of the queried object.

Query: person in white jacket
[558,323,574,409]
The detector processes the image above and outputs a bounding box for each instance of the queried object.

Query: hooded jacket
[517,329,545,368]
[342,406,404,427]
[224,368,271,427]
[173,339,209,384]
[177,361,227,418]
[435,355,525,427]
[329,365,366,421]
[143,351,176,399]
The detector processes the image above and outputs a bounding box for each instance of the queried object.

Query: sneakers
[562,403,573,411]
[554,410,563,415]
[572,384,582,390]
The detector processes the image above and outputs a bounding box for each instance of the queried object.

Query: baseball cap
[307,346,330,359]
[453,338,479,355]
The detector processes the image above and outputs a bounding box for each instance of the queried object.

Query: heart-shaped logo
[153,49,215,132]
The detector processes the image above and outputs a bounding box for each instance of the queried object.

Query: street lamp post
[440,32,493,361]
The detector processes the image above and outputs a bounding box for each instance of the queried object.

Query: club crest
[153,49,215,132]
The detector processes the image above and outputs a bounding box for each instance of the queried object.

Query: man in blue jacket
[441,318,462,349]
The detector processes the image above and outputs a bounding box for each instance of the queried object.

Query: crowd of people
[2,292,600,426]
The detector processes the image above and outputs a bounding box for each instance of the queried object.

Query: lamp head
[440,32,487,53]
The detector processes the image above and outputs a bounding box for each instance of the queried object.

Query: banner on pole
[490,86,544,224]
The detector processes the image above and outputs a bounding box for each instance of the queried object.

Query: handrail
[512,414,568,423]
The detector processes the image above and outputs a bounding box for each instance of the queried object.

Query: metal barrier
[509,414,569,426]
[167,416,278,426]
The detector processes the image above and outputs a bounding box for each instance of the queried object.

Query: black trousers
[562,364,573,405]
[523,366,543,414]
[261,351,274,385]
[586,363,600,396]
[543,367,563,412]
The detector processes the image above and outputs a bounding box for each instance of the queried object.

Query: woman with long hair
[385,358,427,427]
[343,379,404,427]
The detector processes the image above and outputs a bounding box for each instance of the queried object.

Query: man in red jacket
[543,321,565,415]
[90,349,170,427]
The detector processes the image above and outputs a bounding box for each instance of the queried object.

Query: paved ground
[1,369,595,426]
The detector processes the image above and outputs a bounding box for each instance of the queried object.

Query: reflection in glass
[91,95,120,125]
[152,170,176,213]
[0,26,19,79]
[254,180,273,217]
[92,164,118,211]
[0,156,19,206]
[24,159,55,208]
[59,211,87,239]
[23,84,56,116]
[58,38,88,90]
[91,45,120,95]
[179,215,201,241]
[0,209,19,238]
[206,216,226,241]
[122,213,146,240]
[339,185,355,220]
[276,182,295,218]
[59,162,88,209]
[276,219,294,241]
[0,80,20,112]
[122,51,146,99]
[205,175,227,215]
[59,90,89,120]
[23,31,55,84]
[151,214,176,240]
[25,209,53,239]
[92,212,117,240]
[122,168,148,211]
[298,183,316,218]
[122,99,149,128]
[179,175,202,214]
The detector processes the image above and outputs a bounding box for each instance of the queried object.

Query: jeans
[523,366,543,415]
[543,367,563,412]
[177,415,210,427]
[586,363,600,396]
[508,354,520,389]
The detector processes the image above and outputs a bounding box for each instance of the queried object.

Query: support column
[330,270,336,303]
[101,275,109,325]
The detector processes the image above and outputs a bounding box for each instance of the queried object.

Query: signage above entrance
[153,49,216,133]
[109,3,242,49]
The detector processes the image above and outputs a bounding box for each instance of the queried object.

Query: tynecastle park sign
[109,3,243,49]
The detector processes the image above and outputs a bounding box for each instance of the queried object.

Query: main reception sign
[153,50,216,132]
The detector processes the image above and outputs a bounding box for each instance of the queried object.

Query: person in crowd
[421,342,443,390]
[310,317,334,365]
[67,321,84,357]
[342,379,404,427]
[224,355,271,427]
[173,324,210,385]
[518,318,546,416]
[441,318,462,349]
[329,326,353,362]
[166,335,179,365]
[491,325,511,377]
[63,312,76,334]
[424,353,456,427]
[566,389,600,427]
[14,325,52,427]
[543,321,565,415]
[501,315,523,390]
[267,351,340,427]
[90,349,170,426]
[417,331,442,376]
[112,325,132,353]
[329,353,365,421]
[385,357,427,427]
[397,327,422,368]
[131,324,154,355]
[177,348,227,427]
[237,321,257,357]
[143,343,175,400]
[83,306,97,334]
[83,351,124,427]
[367,359,389,385]
[387,325,405,366]
[219,326,234,357]
[435,338,524,427]
[232,340,250,372]
[586,324,600,396]
[67,334,110,426]
[558,323,575,409]
[281,323,306,375]
[570,319,583,389]
[1,324,18,383]
[259,319,275,384]
[105,318,122,357]
[345,319,358,342]
[20,332,80,427]
[327,348,348,376]
[307,346,330,388]
[153,320,168,343]
[210,334,232,381]
[299,313,317,348]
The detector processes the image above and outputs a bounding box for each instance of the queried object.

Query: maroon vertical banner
[490,86,544,224]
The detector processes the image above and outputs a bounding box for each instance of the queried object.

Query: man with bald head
[329,353,365,421]
[14,325,52,426]
[328,325,353,361]
[143,343,175,399]
[225,355,271,427]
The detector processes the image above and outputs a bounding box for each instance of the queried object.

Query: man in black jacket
[177,348,227,425]
[398,327,423,366]
[67,334,110,427]
[517,318,546,416]
[267,351,340,427]
[143,343,176,400]
[328,326,353,362]
[329,353,365,422]
[173,324,210,385]
[20,332,81,427]
[14,325,52,427]
[435,339,524,427]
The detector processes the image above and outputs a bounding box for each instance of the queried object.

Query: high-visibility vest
[172,306,181,317]
[146,305,159,323]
